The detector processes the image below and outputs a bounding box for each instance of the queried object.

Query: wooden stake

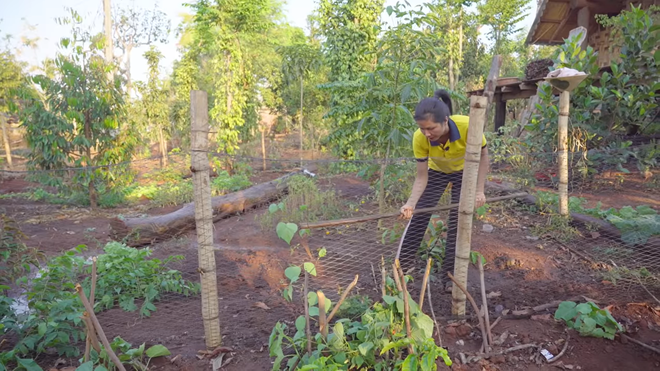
[325,275,359,325]
[380,257,387,297]
[318,291,328,339]
[396,259,414,354]
[191,90,222,348]
[303,271,312,355]
[558,90,570,216]
[448,273,489,353]
[478,258,493,346]
[419,258,433,310]
[299,193,527,229]
[76,284,126,371]
[392,263,403,292]
[261,129,267,171]
[81,313,101,352]
[84,257,98,362]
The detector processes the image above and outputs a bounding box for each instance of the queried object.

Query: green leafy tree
[279,43,323,159]
[15,11,135,208]
[478,0,531,55]
[0,39,24,169]
[138,46,170,168]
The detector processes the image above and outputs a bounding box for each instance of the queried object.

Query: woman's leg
[398,169,449,272]
[440,171,463,278]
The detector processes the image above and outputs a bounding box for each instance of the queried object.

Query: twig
[622,334,660,356]
[370,263,378,291]
[396,259,414,354]
[380,256,387,297]
[426,279,443,347]
[448,272,489,353]
[76,284,126,371]
[419,258,433,310]
[318,291,328,339]
[551,237,601,267]
[303,271,312,355]
[490,316,503,331]
[478,258,493,347]
[324,275,359,326]
[84,257,98,362]
[392,263,403,292]
[300,193,529,229]
[547,333,570,363]
[636,276,660,306]
[81,313,101,352]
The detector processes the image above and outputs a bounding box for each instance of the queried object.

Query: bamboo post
[395,260,414,354]
[191,90,222,348]
[558,90,570,216]
[451,94,489,316]
[1,114,12,169]
[84,257,98,361]
[261,129,267,171]
[318,291,328,339]
[303,271,312,355]
[419,257,432,310]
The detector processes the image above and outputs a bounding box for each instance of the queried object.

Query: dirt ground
[2,168,660,371]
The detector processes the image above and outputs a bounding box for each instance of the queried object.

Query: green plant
[259,175,345,230]
[554,301,623,340]
[0,242,197,365]
[0,215,43,284]
[78,336,171,371]
[269,272,452,370]
[211,170,252,194]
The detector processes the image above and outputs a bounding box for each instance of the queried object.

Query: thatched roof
[526,0,628,45]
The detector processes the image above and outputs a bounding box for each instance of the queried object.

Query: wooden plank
[519,83,539,90]
[483,55,503,105]
[502,90,538,101]
[501,86,520,93]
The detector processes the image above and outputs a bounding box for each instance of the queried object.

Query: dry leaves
[253,301,271,310]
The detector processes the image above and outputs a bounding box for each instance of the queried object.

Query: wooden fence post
[558,90,570,216]
[452,56,501,316]
[190,90,222,348]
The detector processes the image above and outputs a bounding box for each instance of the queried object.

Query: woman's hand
[475,192,486,209]
[400,203,414,219]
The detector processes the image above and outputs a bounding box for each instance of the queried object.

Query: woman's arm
[401,161,429,218]
[475,146,490,207]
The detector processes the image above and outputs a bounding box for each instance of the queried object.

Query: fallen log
[485,181,660,248]
[110,168,312,246]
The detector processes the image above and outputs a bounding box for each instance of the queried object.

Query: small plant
[79,336,171,371]
[0,216,43,284]
[554,301,623,340]
[211,170,252,194]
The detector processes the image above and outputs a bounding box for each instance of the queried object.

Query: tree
[139,46,170,168]
[279,43,322,162]
[16,11,135,208]
[113,5,170,94]
[478,0,531,55]
[0,46,24,169]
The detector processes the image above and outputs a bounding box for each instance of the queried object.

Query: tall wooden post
[190,90,221,348]
[1,114,12,169]
[451,95,488,315]
[558,91,570,216]
[452,56,501,316]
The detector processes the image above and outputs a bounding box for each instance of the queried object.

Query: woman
[399,90,489,289]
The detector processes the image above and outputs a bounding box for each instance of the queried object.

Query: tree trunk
[84,111,97,209]
[449,56,455,91]
[300,75,304,167]
[159,125,168,168]
[1,114,12,169]
[125,45,133,96]
[109,168,313,246]
[261,128,267,171]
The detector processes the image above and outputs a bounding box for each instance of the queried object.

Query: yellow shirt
[412,115,487,173]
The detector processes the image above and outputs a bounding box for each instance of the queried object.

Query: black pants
[398,169,462,275]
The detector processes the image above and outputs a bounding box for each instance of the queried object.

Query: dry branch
[419,258,433,310]
[396,260,414,354]
[426,279,443,347]
[547,333,570,364]
[621,334,660,356]
[299,193,528,229]
[325,275,359,325]
[478,259,493,346]
[448,272,489,353]
[84,257,98,362]
[110,168,314,246]
[76,284,126,371]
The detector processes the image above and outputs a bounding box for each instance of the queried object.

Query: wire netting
[1,133,659,367]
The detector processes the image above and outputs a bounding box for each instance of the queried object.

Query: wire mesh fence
[1,136,659,368]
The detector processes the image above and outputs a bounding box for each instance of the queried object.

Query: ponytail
[434,89,453,115]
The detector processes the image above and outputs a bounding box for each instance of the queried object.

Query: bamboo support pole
[392,263,403,292]
[395,260,414,354]
[380,257,387,297]
[452,95,489,316]
[419,258,433,310]
[318,291,328,339]
[76,284,126,371]
[299,193,528,230]
[478,259,493,346]
[84,257,98,361]
[325,275,359,325]
[82,313,101,352]
[558,90,570,216]
[191,90,222,348]
[303,271,312,355]
[448,273,489,354]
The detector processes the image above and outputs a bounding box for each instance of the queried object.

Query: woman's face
[416,118,448,142]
